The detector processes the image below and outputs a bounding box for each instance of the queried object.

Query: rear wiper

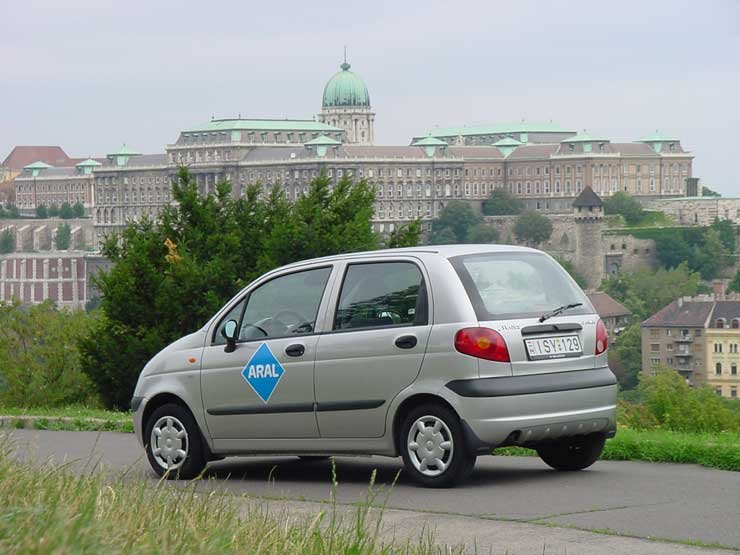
[539,303,583,323]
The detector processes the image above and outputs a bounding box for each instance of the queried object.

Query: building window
[714,343,723,353]
[650,343,660,352]
[717,319,726,328]
[715,386,723,396]
[650,357,660,365]
[716,363,722,375]
[732,319,740,329]
[732,363,737,376]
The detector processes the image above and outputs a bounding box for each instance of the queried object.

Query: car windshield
[449,251,592,321]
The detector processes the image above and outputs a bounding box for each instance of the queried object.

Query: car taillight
[595,319,608,355]
[455,327,510,362]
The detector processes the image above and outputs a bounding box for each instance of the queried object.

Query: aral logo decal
[242,343,285,403]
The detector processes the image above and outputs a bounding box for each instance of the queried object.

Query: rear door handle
[394,335,418,349]
[285,344,305,357]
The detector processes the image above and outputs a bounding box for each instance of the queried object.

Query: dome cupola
[322,60,370,108]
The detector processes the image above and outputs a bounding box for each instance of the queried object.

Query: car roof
[274,244,543,272]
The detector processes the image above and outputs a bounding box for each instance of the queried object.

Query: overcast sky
[2,0,738,194]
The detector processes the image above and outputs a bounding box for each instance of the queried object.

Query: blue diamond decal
[241,343,285,403]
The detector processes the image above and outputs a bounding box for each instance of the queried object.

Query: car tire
[536,433,606,471]
[400,404,476,488]
[144,403,207,479]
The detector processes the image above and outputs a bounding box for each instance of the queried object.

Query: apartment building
[641,295,740,398]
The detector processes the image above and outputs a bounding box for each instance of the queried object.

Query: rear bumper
[448,367,618,451]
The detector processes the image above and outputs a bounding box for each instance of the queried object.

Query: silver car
[132,245,617,487]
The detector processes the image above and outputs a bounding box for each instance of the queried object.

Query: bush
[635,366,740,433]
[55,223,72,250]
[467,223,499,243]
[513,211,552,246]
[482,189,523,216]
[72,202,85,218]
[603,192,644,225]
[554,256,587,288]
[0,229,15,254]
[59,202,75,219]
[81,167,379,409]
[35,205,48,219]
[429,201,482,244]
[0,301,98,408]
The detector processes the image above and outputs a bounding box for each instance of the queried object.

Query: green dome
[322,62,370,108]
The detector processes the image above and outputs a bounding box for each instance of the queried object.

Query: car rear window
[449,252,592,321]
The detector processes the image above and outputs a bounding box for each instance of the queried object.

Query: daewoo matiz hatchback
[132,245,617,487]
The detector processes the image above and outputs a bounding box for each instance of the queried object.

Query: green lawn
[495,429,740,472]
[0,404,130,420]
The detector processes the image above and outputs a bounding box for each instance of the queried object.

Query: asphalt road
[7,429,740,552]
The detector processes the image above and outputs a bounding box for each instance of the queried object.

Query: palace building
[12,57,695,244]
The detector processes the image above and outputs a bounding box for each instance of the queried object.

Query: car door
[314,258,432,438]
[200,265,334,439]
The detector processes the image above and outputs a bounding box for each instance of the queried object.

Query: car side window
[236,266,332,341]
[334,262,427,331]
[213,298,247,345]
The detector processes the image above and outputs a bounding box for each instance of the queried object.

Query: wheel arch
[391,393,459,455]
[142,391,217,460]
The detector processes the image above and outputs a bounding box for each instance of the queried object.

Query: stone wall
[0,218,95,252]
[643,197,740,226]
[483,214,657,287]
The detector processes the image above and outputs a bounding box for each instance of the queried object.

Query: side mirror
[221,319,238,353]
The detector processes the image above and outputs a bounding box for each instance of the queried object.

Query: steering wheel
[272,309,310,330]
[240,322,268,338]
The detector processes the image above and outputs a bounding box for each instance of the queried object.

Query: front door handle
[394,335,418,349]
[285,344,305,357]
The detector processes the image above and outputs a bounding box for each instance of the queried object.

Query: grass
[0,446,454,554]
[0,404,130,421]
[494,429,740,472]
[0,405,132,433]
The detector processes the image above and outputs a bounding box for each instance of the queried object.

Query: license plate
[525,335,582,360]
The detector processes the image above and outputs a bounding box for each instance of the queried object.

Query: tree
[467,223,499,244]
[3,203,19,219]
[710,218,736,253]
[513,211,553,246]
[0,301,97,407]
[694,229,732,280]
[0,229,15,254]
[600,262,702,321]
[80,167,379,408]
[638,366,739,432]
[36,204,48,219]
[429,201,482,243]
[602,192,644,226]
[609,324,642,390]
[55,223,72,250]
[702,186,721,197]
[554,256,587,288]
[729,269,740,294]
[48,204,59,217]
[483,189,524,216]
[72,202,85,218]
[59,202,75,219]
[386,219,422,248]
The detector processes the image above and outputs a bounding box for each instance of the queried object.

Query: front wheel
[145,403,207,479]
[400,404,476,488]
[536,433,606,471]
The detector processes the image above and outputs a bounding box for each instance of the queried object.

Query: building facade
[0,251,108,309]
[641,295,740,398]
[12,57,697,249]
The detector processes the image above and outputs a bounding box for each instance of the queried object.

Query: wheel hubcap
[407,415,454,477]
[150,416,189,471]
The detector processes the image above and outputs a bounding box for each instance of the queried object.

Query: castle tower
[572,186,605,287]
[318,55,375,145]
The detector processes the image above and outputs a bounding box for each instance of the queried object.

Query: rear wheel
[536,433,606,471]
[400,404,475,488]
[145,403,207,479]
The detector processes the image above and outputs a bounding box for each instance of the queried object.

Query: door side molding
[207,399,385,416]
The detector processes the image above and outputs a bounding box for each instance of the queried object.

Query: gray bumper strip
[446,367,617,398]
